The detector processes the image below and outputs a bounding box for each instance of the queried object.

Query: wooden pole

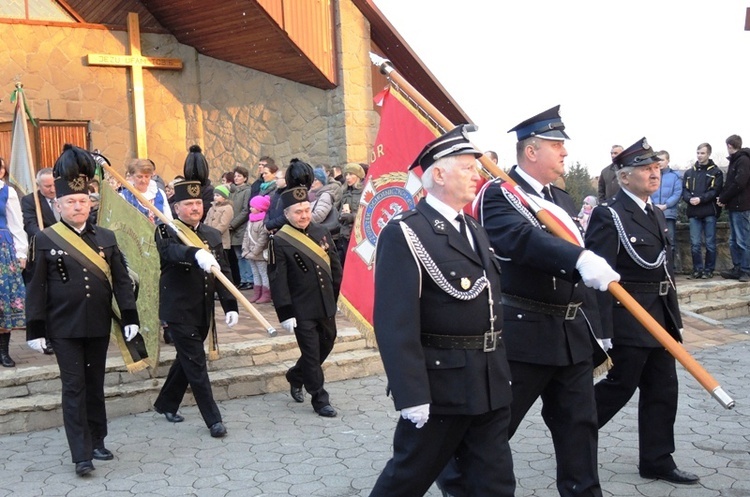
[369,54,735,409]
[99,161,277,336]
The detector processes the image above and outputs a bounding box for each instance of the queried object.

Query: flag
[338,88,439,343]
[98,180,162,372]
[8,85,36,196]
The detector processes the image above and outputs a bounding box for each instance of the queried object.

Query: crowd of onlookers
[589,137,750,281]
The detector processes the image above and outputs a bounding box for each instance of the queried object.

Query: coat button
[86,294,91,298]
[435,360,441,365]
[560,269,566,275]
[83,268,88,272]
[84,276,89,281]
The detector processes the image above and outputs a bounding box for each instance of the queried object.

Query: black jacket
[373,200,512,415]
[682,160,723,218]
[719,148,750,211]
[21,191,57,239]
[586,190,682,347]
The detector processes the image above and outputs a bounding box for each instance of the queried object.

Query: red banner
[338,88,439,339]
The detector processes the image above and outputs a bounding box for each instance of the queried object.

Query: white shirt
[0,180,28,259]
[425,194,475,249]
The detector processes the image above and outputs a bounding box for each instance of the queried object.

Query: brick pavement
[1,280,749,496]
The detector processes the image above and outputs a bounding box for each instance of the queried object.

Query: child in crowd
[204,185,234,270]
[242,195,271,303]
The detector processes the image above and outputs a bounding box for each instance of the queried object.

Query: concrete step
[0,327,383,435]
[677,279,750,307]
[681,297,750,321]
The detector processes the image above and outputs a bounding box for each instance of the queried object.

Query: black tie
[646,203,656,221]
[456,213,468,239]
[541,186,553,203]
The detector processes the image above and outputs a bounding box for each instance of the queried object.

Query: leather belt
[619,280,670,296]
[501,293,581,320]
[421,331,500,352]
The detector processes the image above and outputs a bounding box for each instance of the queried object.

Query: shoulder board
[157,224,170,239]
[389,209,418,224]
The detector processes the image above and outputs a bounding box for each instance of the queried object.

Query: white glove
[281,317,297,333]
[401,403,430,429]
[596,338,613,352]
[124,325,139,342]
[575,250,620,292]
[27,338,47,354]
[225,311,239,327]
[195,249,220,273]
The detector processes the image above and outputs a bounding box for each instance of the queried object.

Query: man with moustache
[585,138,699,484]
[152,180,238,438]
[25,145,140,476]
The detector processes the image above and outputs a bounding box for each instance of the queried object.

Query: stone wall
[675,222,732,274]
[0,0,376,183]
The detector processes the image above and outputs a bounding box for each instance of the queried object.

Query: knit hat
[344,163,365,180]
[313,168,328,186]
[214,184,230,199]
[250,194,271,212]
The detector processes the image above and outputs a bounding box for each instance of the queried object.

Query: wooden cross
[87,12,182,158]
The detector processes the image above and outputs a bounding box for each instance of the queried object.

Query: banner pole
[370,53,734,409]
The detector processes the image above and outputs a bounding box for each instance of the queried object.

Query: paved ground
[2,278,750,496]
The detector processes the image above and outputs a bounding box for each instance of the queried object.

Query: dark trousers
[225,247,240,285]
[371,407,515,497]
[595,345,678,473]
[50,336,110,463]
[439,360,602,497]
[286,316,336,410]
[154,322,221,427]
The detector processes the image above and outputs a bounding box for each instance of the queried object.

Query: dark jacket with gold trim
[374,199,512,416]
[268,222,341,323]
[25,221,139,339]
[477,168,603,366]
[155,222,237,326]
[585,190,682,347]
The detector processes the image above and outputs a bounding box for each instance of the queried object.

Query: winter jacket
[650,167,683,220]
[337,182,363,240]
[229,183,252,245]
[719,148,750,212]
[204,202,234,249]
[241,219,269,261]
[682,160,723,219]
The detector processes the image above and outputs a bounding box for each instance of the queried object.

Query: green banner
[98,181,161,371]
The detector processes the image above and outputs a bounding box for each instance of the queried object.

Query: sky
[372,0,750,175]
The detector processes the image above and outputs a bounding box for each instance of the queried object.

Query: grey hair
[36,167,53,183]
[421,155,462,192]
[616,166,634,186]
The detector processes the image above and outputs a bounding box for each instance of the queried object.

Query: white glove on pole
[596,338,613,352]
[401,403,430,429]
[281,317,297,333]
[124,325,139,342]
[27,338,47,354]
[225,311,239,327]
[195,249,220,273]
[576,250,620,292]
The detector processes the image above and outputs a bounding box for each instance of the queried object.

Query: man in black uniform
[585,138,699,484]
[25,145,140,476]
[440,107,620,497]
[152,180,238,438]
[370,125,515,497]
[21,167,58,238]
[268,185,342,417]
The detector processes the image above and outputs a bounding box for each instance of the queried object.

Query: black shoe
[740,273,750,283]
[163,328,173,345]
[688,271,703,279]
[703,271,714,279]
[209,422,227,438]
[43,344,54,355]
[316,405,337,417]
[640,467,699,484]
[154,406,184,423]
[0,353,14,368]
[75,460,95,476]
[92,447,114,461]
[290,383,305,403]
[720,267,741,280]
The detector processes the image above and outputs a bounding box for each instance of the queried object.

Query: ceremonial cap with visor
[508,105,570,142]
[613,138,660,169]
[410,124,483,172]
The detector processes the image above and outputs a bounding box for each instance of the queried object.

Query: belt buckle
[564,303,580,320]
[658,281,669,296]
[483,331,497,352]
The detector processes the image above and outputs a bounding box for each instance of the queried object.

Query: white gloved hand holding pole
[576,250,620,292]
[401,403,430,428]
[124,324,139,342]
[281,318,297,333]
[194,249,220,273]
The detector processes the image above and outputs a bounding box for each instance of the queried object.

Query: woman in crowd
[120,158,173,224]
[0,158,27,367]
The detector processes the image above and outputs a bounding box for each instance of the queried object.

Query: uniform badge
[51,249,57,256]
[434,219,445,231]
[630,236,637,243]
[461,277,471,290]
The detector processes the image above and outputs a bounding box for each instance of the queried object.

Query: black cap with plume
[52,144,96,197]
[285,158,314,189]
[183,144,210,186]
